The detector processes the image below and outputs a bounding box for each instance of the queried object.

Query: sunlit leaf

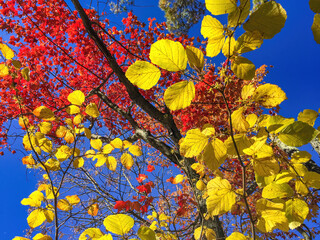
[225,134,254,156]
[231,106,249,132]
[33,233,52,240]
[22,155,36,165]
[110,138,123,148]
[243,1,287,39]
[21,67,30,81]
[246,114,258,128]
[68,90,85,106]
[21,190,44,207]
[206,177,236,216]
[39,122,52,134]
[206,36,225,57]
[106,156,117,171]
[91,139,102,150]
[201,15,224,39]
[66,195,80,205]
[267,115,295,133]
[138,226,156,240]
[222,36,236,57]
[278,121,318,147]
[88,203,99,216]
[253,83,287,108]
[226,232,246,240]
[297,109,318,126]
[241,84,255,100]
[196,179,206,191]
[164,81,195,111]
[186,46,204,71]
[57,199,72,211]
[33,106,55,121]
[128,145,142,156]
[149,39,187,72]
[45,158,60,171]
[0,43,14,59]
[194,227,216,240]
[180,128,208,157]
[103,214,134,235]
[121,153,134,170]
[262,182,294,199]
[79,228,104,240]
[172,174,184,184]
[231,56,256,80]
[27,209,47,228]
[126,60,161,90]
[205,0,237,15]
[73,157,84,168]
[253,157,280,177]
[200,138,227,171]
[285,198,309,229]
[228,0,250,27]
[291,151,312,164]
[304,171,320,189]
[234,31,263,54]
[0,63,9,77]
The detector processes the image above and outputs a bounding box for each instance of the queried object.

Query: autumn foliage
[1,0,320,240]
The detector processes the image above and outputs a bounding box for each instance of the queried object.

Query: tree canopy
[1,0,320,240]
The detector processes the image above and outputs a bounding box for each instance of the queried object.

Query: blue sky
[1,0,320,239]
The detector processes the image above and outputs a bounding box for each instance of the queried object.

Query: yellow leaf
[149,39,187,72]
[128,145,142,156]
[55,145,71,161]
[285,198,309,229]
[121,153,134,170]
[305,171,320,189]
[19,116,30,129]
[262,182,294,199]
[206,36,225,57]
[226,232,246,240]
[73,157,84,168]
[201,15,224,39]
[79,228,104,240]
[39,122,52,134]
[246,113,257,128]
[106,156,117,171]
[0,63,9,77]
[172,174,184,184]
[278,121,318,147]
[180,128,208,157]
[199,138,227,171]
[12,237,29,240]
[222,36,236,57]
[225,134,254,156]
[234,31,263,54]
[68,90,85,106]
[57,199,72,211]
[33,106,55,121]
[45,158,61,171]
[228,0,250,27]
[196,180,206,191]
[231,107,249,132]
[88,203,99,216]
[126,60,161,90]
[206,177,236,216]
[123,140,132,148]
[46,186,59,200]
[91,139,102,150]
[86,103,100,118]
[191,163,206,177]
[0,43,14,59]
[138,226,156,240]
[103,144,114,154]
[84,127,91,139]
[110,138,123,148]
[231,56,256,80]
[295,181,309,196]
[241,84,255,100]
[73,114,83,125]
[273,170,295,184]
[164,81,195,111]
[253,157,280,177]
[103,214,134,235]
[56,126,67,138]
[21,67,30,81]
[201,124,215,137]
[186,46,204,71]
[310,0,320,13]
[27,209,47,228]
[194,227,216,240]
[298,109,318,126]
[243,1,287,39]
[85,149,96,158]
[291,151,311,164]
[267,115,295,133]
[94,154,107,167]
[21,190,44,207]
[66,105,80,115]
[39,138,52,153]
[205,0,237,15]
[33,233,52,240]
[65,195,80,205]
[289,163,308,177]
[22,155,36,165]
[253,83,287,108]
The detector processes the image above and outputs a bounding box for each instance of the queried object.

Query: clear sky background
[1,0,320,239]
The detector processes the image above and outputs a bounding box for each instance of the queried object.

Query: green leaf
[231,56,256,80]
[164,81,195,110]
[137,226,156,240]
[205,0,237,15]
[243,1,287,39]
[311,14,320,44]
[310,0,320,13]
[149,39,187,72]
[201,15,224,39]
[103,214,134,236]
[125,61,161,90]
[285,198,309,229]
[262,182,294,199]
[278,121,318,147]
